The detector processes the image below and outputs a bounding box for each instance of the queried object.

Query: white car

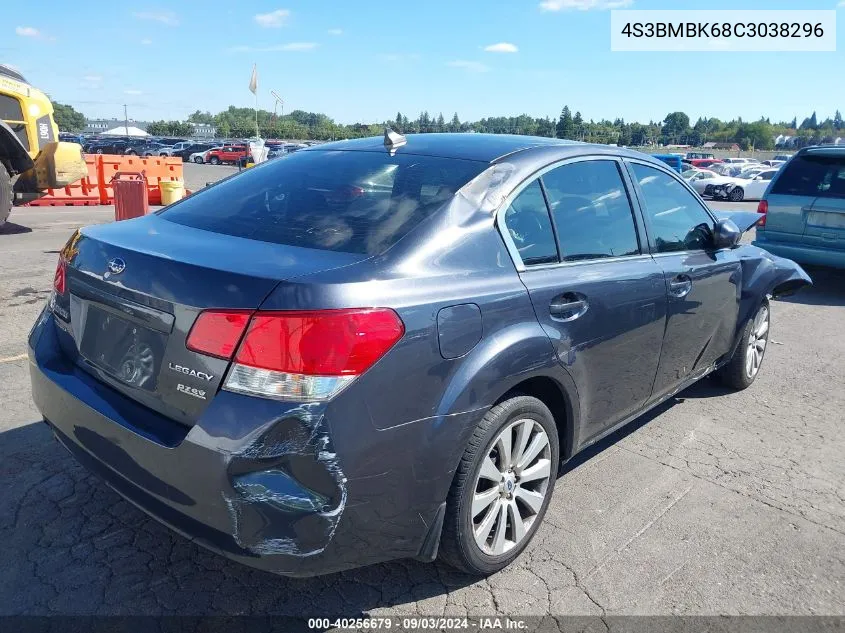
[189,146,221,164]
[721,157,759,165]
[761,159,786,168]
[158,141,194,157]
[737,169,779,201]
[684,169,733,194]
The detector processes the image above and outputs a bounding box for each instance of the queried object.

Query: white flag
[248,64,258,95]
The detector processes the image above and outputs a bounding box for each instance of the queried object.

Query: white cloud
[327,28,343,35]
[141,38,152,45]
[447,60,490,73]
[484,42,518,53]
[15,26,40,37]
[540,0,632,11]
[229,42,317,52]
[254,9,291,27]
[132,11,179,26]
[124,89,143,95]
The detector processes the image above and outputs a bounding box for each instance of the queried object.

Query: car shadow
[777,265,845,307]
[0,379,714,616]
[0,221,33,235]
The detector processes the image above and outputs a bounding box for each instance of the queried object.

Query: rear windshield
[160,149,485,255]
[771,154,845,199]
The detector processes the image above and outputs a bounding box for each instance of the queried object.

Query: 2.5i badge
[176,383,207,400]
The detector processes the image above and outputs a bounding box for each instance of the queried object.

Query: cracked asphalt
[1,169,844,618]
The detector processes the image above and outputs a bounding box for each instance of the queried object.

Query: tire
[194,156,204,164]
[209,157,220,165]
[728,187,745,202]
[0,163,12,229]
[718,300,770,390]
[439,395,559,575]
[96,149,103,154]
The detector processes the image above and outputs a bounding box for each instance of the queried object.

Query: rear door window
[502,180,559,265]
[160,150,486,255]
[771,154,845,199]
[541,160,640,261]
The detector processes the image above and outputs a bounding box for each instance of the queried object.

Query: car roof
[305,133,583,162]
[799,145,845,158]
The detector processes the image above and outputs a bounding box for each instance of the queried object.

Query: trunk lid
[53,214,365,425]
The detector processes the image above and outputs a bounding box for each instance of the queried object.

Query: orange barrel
[112,172,149,221]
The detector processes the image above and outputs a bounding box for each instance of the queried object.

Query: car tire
[209,157,220,165]
[194,157,204,164]
[729,187,745,202]
[439,395,559,576]
[0,162,12,229]
[96,149,103,154]
[718,300,770,391]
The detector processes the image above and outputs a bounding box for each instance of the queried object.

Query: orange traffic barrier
[25,154,185,208]
[100,155,183,205]
[27,155,102,206]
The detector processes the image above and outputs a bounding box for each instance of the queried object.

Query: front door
[626,161,741,402]
[500,158,667,445]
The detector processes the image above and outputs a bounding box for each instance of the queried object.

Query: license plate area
[806,210,845,230]
[79,305,167,392]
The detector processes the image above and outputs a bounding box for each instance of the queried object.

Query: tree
[556,106,573,139]
[573,111,583,139]
[52,102,86,132]
[661,111,690,143]
[799,112,818,130]
[187,110,214,124]
[394,111,404,133]
[436,112,446,133]
[834,110,843,131]
[146,120,194,136]
[449,112,460,132]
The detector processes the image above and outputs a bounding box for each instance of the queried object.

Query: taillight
[53,257,67,295]
[186,310,252,359]
[223,308,404,401]
[757,199,768,227]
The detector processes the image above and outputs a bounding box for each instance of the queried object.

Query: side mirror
[713,218,742,249]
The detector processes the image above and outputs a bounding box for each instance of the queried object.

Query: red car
[689,158,723,168]
[206,145,250,165]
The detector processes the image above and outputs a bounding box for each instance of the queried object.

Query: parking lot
[1,162,843,618]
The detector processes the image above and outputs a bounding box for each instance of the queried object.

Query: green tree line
[54,101,843,149]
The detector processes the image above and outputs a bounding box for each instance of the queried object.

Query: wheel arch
[0,121,35,174]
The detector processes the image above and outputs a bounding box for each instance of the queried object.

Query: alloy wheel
[471,419,552,556]
[746,304,769,379]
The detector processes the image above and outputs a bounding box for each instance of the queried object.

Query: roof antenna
[384,127,407,156]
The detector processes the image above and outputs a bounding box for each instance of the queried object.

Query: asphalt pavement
[0,164,843,618]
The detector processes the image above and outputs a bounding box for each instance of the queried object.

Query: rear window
[160,149,486,255]
[771,154,845,199]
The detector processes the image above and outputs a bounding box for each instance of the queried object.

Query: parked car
[171,143,217,162]
[722,157,758,165]
[136,142,166,157]
[189,146,220,164]
[158,141,195,157]
[686,152,715,160]
[689,158,722,168]
[773,154,793,162]
[754,146,845,268]
[206,145,250,165]
[684,168,724,194]
[761,160,786,168]
[30,134,810,578]
[738,169,779,201]
[83,138,148,155]
[652,154,684,172]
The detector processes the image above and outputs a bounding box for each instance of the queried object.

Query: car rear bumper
[28,308,477,576]
[752,237,845,269]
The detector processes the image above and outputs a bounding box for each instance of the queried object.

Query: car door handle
[549,293,589,321]
[668,275,692,298]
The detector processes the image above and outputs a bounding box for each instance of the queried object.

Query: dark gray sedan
[29,133,809,577]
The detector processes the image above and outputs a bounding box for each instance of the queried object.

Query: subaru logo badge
[106,257,126,276]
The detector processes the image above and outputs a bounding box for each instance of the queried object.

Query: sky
[2,0,843,126]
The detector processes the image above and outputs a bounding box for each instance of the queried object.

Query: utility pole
[123,104,129,137]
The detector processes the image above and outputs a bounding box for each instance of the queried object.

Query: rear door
[500,157,666,442]
[625,160,741,402]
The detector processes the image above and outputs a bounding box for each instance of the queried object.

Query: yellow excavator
[1,64,87,228]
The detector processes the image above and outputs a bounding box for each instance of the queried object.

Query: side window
[542,160,640,261]
[630,163,714,253]
[502,180,558,265]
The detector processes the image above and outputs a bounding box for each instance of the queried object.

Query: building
[190,122,217,138]
[85,118,150,134]
[702,142,740,151]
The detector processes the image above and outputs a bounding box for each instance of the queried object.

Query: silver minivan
[753,146,845,269]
